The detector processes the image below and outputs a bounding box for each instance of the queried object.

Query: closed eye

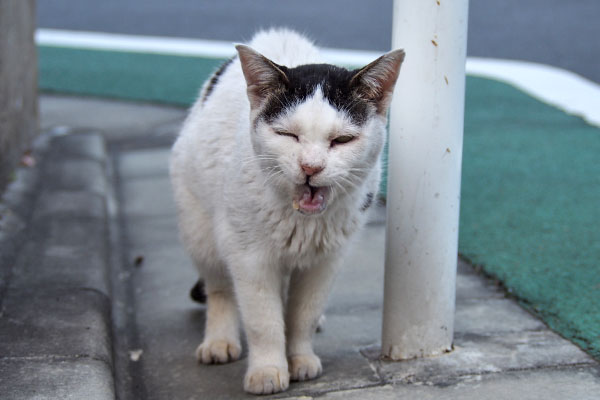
[275,130,299,141]
[331,135,356,146]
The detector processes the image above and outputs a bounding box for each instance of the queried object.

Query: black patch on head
[202,56,235,104]
[360,192,374,212]
[259,64,370,125]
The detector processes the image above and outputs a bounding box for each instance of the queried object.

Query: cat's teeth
[292,200,300,210]
[302,189,312,202]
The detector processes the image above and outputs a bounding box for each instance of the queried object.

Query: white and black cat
[170,28,404,395]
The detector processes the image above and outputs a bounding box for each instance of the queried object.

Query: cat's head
[236,45,404,215]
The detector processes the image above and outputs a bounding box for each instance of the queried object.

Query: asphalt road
[38,0,599,82]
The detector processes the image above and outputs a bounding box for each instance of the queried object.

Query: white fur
[170,28,394,395]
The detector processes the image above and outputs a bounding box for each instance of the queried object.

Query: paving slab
[39,94,186,142]
[0,358,114,400]
[0,287,111,363]
[454,298,546,334]
[40,94,186,139]
[118,147,172,180]
[364,329,595,386]
[121,176,176,218]
[44,130,107,162]
[315,367,600,400]
[8,218,108,292]
[43,158,107,194]
[33,190,106,220]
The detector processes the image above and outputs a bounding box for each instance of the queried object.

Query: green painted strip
[39,46,226,105]
[39,46,600,360]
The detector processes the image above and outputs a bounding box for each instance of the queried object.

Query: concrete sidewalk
[0,95,598,399]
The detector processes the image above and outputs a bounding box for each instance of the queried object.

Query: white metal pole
[382,0,469,360]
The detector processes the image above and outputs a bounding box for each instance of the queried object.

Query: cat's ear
[235,44,289,109]
[350,49,405,115]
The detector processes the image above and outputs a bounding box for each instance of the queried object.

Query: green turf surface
[39,46,600,359]
[461,77,600,359]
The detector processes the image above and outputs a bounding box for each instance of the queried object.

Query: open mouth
[292,184,329,215]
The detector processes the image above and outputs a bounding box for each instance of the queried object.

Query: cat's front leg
[196,269,241,364]
[229,256,290,395]
[285,259,339,381]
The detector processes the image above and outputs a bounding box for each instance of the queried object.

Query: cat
[170,28,404,395]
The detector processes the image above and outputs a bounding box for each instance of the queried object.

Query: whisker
[332,179,350,198]
[330,185,339,200]
[262,168,284,186]
[240,155,279,168]
[241,155,278,163]
[335,174,360,192]
[264,173,284,187]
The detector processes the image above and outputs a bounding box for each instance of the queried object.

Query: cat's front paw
[195,339,241,364]
[288,353,322,381]
[244,365,290,394]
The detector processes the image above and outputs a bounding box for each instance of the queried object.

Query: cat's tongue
[293,185,328,214]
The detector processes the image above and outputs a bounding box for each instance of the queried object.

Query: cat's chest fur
[268,208,357,257]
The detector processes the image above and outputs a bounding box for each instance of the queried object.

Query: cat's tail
[190,279,207,303]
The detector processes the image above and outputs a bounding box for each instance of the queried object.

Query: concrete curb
[0,130,115,399]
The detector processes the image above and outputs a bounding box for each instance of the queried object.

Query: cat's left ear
[236,44,289,110]
[350,49,405,116]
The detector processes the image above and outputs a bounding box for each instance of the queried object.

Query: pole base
[382,343,454,361]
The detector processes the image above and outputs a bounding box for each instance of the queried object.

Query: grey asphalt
[37,0,600,83]
[1,94,598,399]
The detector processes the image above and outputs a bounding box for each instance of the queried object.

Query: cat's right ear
[235,45,289,110]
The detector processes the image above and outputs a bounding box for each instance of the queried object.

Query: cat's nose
[301,164,323,177]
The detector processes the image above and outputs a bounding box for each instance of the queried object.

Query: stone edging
[0,129,115,399]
